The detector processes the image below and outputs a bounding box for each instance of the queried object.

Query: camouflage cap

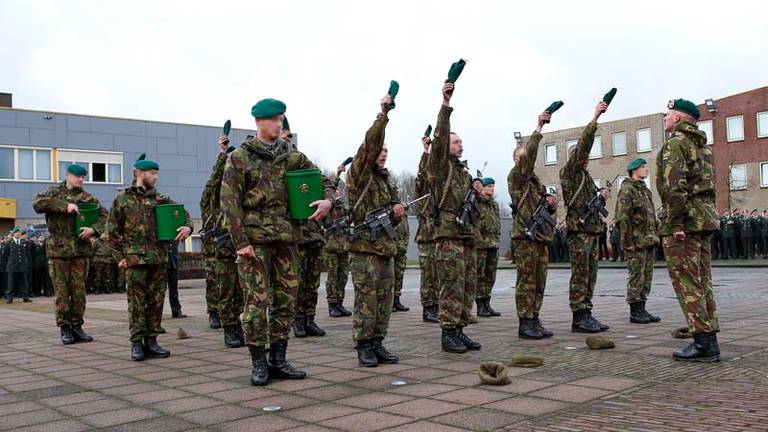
[626,158,646,174]
[66,164,87,176]
[251,98,286,119]
[667,98,700,120]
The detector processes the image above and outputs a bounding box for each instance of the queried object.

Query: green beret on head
[667,98,700,120]
[134,155,159,171]
[66,164,87,177]
[251,98,286,119]
[282,116,290,131]
[482,177,495,186]
[10,227,19,233]
[626,158,646,174]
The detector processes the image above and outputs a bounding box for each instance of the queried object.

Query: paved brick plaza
[1,267,767,431]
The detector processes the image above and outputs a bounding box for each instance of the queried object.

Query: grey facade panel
[0,126,30,145]
[65,115,91,132]
[30,128,55,146]
[0,109,16,127]
[16,111,55,129]
[65,131,115,150]
[90,117,147,136]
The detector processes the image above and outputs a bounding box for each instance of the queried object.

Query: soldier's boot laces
[72,325,94,343]
[372,338,399,363]
[476,299,492,317]
[60,325,75,345]
[304,316,326,337]
[224,325,244,348]
[572,310,601,333]
[641,302,661,323]
[486,299,501,317]
[423,306,439,323]
[456,328,482,350]
[357,339,378,367]
[130,341,145,361]
[144,336,171,358]
[208,312,221,329]
[533,312,553,338]
[268,340,306,379]
[441,329,467,354]
[588,311,610,331]
[328,302,344,318]
[629,303,651,324]
[292,317,307,338]
[248,346,269,386]
[338,303,352,317]
[392,296,410,312]
[518,318,545,339]
[673,332,720,363]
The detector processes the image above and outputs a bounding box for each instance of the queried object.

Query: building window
[566,139,577,152]
[0,145,53,182]
[758,112,768,138]
[636,128,652,152]
[545,184,558,195]
[616,175,628,187]
[730,164,747,190]
[761,162,768,188]
[697,120,713,145]
[589,136,602,159]
[544,143,557,165]
[726,115,744,142]
[611,132,627,156]
[593,178,601,189]
[57,149,123,184]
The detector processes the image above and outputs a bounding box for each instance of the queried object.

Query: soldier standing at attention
[560,100,611,334]
[392,193,410,313]
[415,134,438,323]
[200,141,224,330]
[106,156,192,361]
[475,178,501,318]
[657,98,720,362]
[325,164,352,318]
[614,158,661,325]
[294,220,328,337]
[33,164,107,343]
[220,98,333,385]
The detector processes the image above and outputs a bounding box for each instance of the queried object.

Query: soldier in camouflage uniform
[392,194,410,313]
[614,158,661,325]
[427,81,482,353]
[106,156,192,361]
[294,221,327,337]
[762,209,768,259]
[33,164,107,344]
[416,136,439,323]
[346,92,404,367]
[475,178,501,318]
[90,236,114,294]
[560,100,612,333]
[200,144,224,330]
[325,165,352,318]
[220,98,334,385]
[657,98,720,362]
[509,111,557,339]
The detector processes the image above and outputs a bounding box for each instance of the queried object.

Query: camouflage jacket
[395,212,410,254]
[91,237,114,264]
[427,105,473,240]
[106,185,192,267]
[508,132,554,244]
[32,182,108,258]
[475,196,500,249]
[614,178,658,250]
[414,151,435,243]
[200,152,228,256]
[324,175,350,253]
[560,121,605,235]
[655,121,718,236]
[299,220,325,248]
[221,137,334,250]
[347,113,400,257]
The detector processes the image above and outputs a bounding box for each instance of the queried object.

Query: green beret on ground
[177,327,189,339]
[545,101,565,114]
[134,158,160,171]
[66,164,87,176]
[223,120,231,136]
[603,87,618,105]
[671,327,693,339]
[387,80,399,110]
[626,158,646,173]
[446,59,467,84]
[482,177,495,186]
[282,116,290,131]
[586,336,615,350]
[251,98,287,119]
[477,361,510,385]
[667,98,700,120]
[509,355,544,368]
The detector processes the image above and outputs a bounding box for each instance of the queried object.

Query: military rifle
[525,200,556,240]
[348,194,430,241]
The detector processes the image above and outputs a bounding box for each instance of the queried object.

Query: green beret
[282,116,290,131]
[66,164,87,176]
[10,227,19,233]
[226,146,236,154]
[134,159,159,171]
[626,158,646,173]
[667,98,700,120]
[251,98,286,119]
[482,177,495,186]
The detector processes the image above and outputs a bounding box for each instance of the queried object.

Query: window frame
[697,120,714,145]
[757,111,768,139]
[57,148,124,185]
[544,143,557,166]
[0,145,54,183]
[729,163,748,191]
[589,136,602,160]
[726,115,744,143]
[636,128,652,152]
[611,131,627,156]
[760,162,768,188]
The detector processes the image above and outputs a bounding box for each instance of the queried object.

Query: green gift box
[155,204,187,241]
[75,202,100,235]
[285,169,322,219]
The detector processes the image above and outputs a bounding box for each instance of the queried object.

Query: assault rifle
[525,201,556,240]
[348,194,430,241]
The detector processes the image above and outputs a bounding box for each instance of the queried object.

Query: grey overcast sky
[2,0,766,203]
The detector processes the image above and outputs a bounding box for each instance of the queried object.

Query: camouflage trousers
[350,252,394,342]
[49,257,89,327]
[418,242,437,307]
[215,256,243,327]
[296,243,323,318]
[325,252,349,303]
[663,234,720,334]
[476,247,499,300]
[436,239,475,329]
[625,247,654,304]
[203,256,219,314]
[514,240,548,319]
[237,242,299,347]
[567,233,599,312]
[394,249,407,298]
[125,264,166,342]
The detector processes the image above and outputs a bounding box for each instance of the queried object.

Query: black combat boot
[673,332,720,363]
[224,325,244,348]
[456,328,481,350]
[372,338,399,363]
[518,318,544,339]
[588,311,610,331]
[72,325,94,342]
[572,309,601,333]
[131,341,146,361]
[392,296,410,312]
[423,305,438,323]
[338,303,352,317]
[157,325,166,334]
[486,299,501,317]
[356,339,378,367]
[533,312,553,338]
[235,325,245,345]
[476,299,491,317]
[305,315,326,337]
[268,340,306,379]
[328,302,344,318]
[641,302,661,323]
[292,317,307,338]
[629,303,650,324]
[60,325,75,345]
[248,345,269,386]
[441,329,467,353]
[171,308,187,318]
[208,311,221,329]
[144,336,171,358]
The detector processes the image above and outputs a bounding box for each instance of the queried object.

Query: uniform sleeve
[614,186,632,247]
[428,105,453,176]
[32,186,68,214]
[518,132,543,180]
[661,138,689,233]
[219,151,249,251]
[200,152,227,224]
[106,196,125,262]
[348,114,389,191]
[564,121,598,175]
[87,195,109,236]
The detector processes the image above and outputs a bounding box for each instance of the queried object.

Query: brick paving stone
[153,396,224,414]
[486,396,573,416]
[431,387,513,405]
[567,376,643,391]
[380,398,468,418]
[12,419,90,432]
[240,394,319,411]
[528,384,616,403]
[57,398,130,416]
[320,410,413,431]
[0,408,64,431]
[38,390,106,407]
[387,383,461,397]
[177,404,258,426]
[213,414,303,432]
[383,421,469,432]
[430,407,527,431]
[107,415,197,432]
[337,392,414,409]
[282,402,363,422]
